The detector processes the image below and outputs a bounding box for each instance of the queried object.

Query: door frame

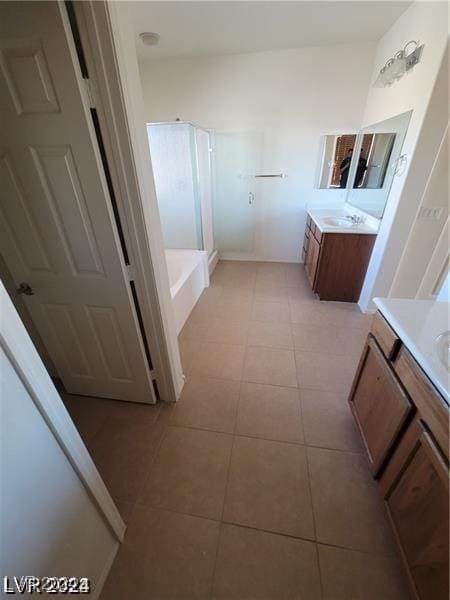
[69,1,183,402]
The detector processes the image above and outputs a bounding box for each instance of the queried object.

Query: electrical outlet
[418,207,444,221]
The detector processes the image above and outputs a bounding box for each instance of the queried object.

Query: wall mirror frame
[316,133,358,189]
[346,110,412,218]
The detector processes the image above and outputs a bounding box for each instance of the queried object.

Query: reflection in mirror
[316,134,357,189]
[346,110,412,219]
[352,133,396,189]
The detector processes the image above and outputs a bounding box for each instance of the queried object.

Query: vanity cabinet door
[302,227,310,263]
[383,420,449,600]
[348,335,413,475]
[304,233,320,287]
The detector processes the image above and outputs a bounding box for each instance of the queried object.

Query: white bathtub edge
[167,250,209,336]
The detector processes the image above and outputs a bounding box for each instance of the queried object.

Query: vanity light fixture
[140,32,160,46]
[373,41,424,87]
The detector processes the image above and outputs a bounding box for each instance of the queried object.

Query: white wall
[139,43,375,262]
[358,1,448,310]
[391,122,448,297]
[437,271,449,301]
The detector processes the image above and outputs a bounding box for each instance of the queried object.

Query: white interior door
[0,1,154,403]
[365,133,395,188]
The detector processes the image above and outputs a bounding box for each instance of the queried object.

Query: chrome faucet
[346,214,364,225]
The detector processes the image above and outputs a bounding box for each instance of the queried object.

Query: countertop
[308,209,379,235]
[374,298,449,403]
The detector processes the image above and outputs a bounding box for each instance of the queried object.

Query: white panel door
[0,1,154,403]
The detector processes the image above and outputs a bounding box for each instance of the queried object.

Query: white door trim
[0,281,125,543]
[72,0,183,401]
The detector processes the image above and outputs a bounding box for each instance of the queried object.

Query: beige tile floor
[63,261,412,599]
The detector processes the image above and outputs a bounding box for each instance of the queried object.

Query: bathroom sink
[322,216,354,228]
[435,331,450,372]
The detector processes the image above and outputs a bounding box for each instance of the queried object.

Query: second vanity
[349,299,449,600]
[302,208,378,302]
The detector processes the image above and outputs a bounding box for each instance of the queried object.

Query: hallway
[65,261,411,599]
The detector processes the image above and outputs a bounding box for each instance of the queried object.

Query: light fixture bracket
[405,43,424,71]
[373,41,424,88]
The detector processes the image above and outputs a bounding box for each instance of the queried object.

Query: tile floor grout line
[122,497,400,560]
[208,521,224,600]
[133,416,171,509]
[145,417,366,455]
[173,373,363,454]
[181,371,355,397]
[218,399,239,522]
[217,518,397,557]
[300,410,325,600]
[184,328,366,355]
[207,381,242,600]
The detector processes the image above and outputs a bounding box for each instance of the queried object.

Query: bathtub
[165,249,209,334]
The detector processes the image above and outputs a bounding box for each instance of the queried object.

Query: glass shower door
[147,122,203,250]
[214,132,262,255]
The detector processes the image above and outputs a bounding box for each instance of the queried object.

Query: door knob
[17,282,34,296]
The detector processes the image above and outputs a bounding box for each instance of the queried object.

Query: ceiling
[130,1,411,62]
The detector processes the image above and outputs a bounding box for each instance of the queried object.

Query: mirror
[350,133,396,189]
[316,134,357,189]
[346,110,412,218]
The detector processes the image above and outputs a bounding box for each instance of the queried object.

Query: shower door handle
[248,192,254,205]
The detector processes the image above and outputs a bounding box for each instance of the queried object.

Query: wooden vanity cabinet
[349,335,412,475]
[304,229,321,286]
[302,216,375,302]
[380,418,449,600]
[349,313,449,600]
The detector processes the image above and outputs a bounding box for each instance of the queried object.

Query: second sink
[322,216,354,228]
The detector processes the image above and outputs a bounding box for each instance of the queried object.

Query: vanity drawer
[306,215,323,244]
[371,311,401,361]
[313,227,323,244]
[349,335,413,475]
[394,347,449,461]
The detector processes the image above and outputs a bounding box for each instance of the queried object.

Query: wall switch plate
[418,207,444,221]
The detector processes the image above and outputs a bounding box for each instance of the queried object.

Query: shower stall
[147,121,214,255]
[213,131,291,262]
[147,121,214,333]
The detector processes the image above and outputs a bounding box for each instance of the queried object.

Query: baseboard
[91,541,120,599]
[208,250,219,275]
[358,305,377,315]
[218,252,302,264]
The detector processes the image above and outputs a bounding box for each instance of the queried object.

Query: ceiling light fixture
[140,32,160,46]
[373,40,424,88]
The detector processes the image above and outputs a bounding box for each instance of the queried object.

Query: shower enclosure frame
[147,120,216,259]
